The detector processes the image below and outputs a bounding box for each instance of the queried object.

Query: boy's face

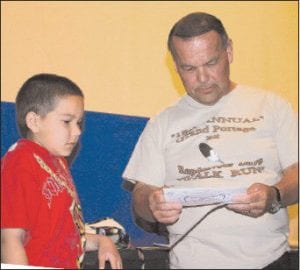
[30,95,84,157]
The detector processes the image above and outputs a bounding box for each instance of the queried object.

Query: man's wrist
[268,186,283,214]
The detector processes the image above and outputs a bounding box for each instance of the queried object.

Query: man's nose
[196,67,209,83]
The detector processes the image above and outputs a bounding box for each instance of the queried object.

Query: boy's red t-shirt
[1,139,86,269]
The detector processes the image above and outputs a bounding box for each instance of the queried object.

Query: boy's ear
[25,112,40,133]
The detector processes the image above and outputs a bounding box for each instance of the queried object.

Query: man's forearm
[132,182,159,222]
[275,162,299,206]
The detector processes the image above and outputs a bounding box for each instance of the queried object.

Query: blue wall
[1,101,167,246]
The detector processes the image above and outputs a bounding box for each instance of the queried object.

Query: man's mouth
[197,86,214,94]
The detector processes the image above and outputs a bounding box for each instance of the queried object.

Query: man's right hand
[133,182,183,225]
[148,188,183,224]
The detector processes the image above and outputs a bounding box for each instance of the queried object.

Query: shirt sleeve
[122,119,166,188]
[273,96,298,170]
[1,153,39,230]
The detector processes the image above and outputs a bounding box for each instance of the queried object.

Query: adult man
[122,12,298,269]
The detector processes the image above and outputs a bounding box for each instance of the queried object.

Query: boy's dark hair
[16,73,84,138]
[168,12,229,58]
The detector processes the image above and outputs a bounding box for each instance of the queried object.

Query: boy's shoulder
[2,139,38,169]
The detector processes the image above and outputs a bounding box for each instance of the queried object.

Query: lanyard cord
[168,203,227,251]
[136,203,227,269]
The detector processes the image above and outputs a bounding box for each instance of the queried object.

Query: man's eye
[182,66,194,72]
[207,59,218,66]
[63,120,71,124]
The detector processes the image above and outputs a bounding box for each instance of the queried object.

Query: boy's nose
[72,124,82,137]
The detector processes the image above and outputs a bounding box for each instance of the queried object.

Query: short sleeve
[122,119,166,188]
[1,154,39,230]
[273,97,298,169]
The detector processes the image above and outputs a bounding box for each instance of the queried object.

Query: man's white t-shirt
[123,85,298,269]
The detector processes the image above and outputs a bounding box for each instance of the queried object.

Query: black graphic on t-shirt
[177,158,264,182]
[171,116,264,143]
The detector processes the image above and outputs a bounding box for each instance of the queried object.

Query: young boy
[1,73,122,269]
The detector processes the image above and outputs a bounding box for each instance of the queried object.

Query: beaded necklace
[33,153,78,201]
[33,153,86,268]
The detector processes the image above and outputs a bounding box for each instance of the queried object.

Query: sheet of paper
[163,187,246,206]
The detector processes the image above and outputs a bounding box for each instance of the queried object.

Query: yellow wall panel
[1,1,298,115]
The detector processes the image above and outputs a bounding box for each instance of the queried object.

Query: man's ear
[174,61,179,73]
[25,112,40,133]
[171,54,179,73]
[226,39,233,64]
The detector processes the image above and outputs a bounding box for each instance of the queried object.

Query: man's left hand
[226,183,277,217]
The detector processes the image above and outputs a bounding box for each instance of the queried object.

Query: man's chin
[193,95,221,106]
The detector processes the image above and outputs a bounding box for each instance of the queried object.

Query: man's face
[172,30,233,105]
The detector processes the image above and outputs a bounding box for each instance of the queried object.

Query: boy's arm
[1,228,28,265]
[85,233,122,269]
